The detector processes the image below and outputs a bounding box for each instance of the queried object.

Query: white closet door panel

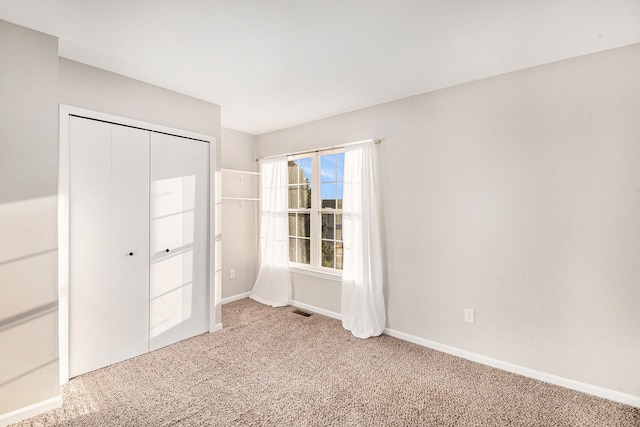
[69,117,111,377]
[149,253,193,337]
[110,125,150,364]
[150,133,209,350]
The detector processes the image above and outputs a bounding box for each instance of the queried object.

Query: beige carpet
[13,298,640,426]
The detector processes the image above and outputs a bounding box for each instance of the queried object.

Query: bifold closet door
[69,117,150,378]
[149,133,209,351]
[110,125,150,364]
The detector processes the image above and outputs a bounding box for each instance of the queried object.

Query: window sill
[290,265,342,282]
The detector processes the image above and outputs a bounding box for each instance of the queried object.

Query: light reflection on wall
[0,196,59,413]
[150,175,196,338]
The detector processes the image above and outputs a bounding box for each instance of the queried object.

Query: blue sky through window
[293,153,344,202]
[321,155,336,182]
[321,153,344,201]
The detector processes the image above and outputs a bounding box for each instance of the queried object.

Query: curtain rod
[256,138,381,161]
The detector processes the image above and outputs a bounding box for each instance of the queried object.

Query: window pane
[321,183,336,208]
[297,238,310,264]
[335,214,342,240]
[321,240,335,268]
[288,186,297,209]
[321,154,337,182]
[321,213,335,239]
[322,199,336,209]
[297,213,310,238]
[289,238,296,262]
[288,213,296,237]
[297,157,312,185]
[337,182,343,209]
[299,184,311,209]
[337,153,344,181]
[335,241,344,270]
[288,161,299,184]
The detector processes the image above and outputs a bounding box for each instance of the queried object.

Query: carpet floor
[13,298,640,426]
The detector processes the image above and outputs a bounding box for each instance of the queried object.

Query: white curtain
[250,156,291,307]
[341,141,386,338]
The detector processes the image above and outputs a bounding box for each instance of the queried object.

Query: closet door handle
[165,248,170,253]
[129,252,134,256]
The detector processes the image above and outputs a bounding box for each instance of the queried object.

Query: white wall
[59,58,220,141]
[0,20,60,417]
[256,43,640,398]
[220,128,258,300]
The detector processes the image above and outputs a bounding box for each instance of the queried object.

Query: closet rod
[256,138,381,161]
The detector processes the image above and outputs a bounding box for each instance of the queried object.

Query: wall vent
[292,309,312,317]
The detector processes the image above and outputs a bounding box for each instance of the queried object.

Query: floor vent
[292,309,312,317]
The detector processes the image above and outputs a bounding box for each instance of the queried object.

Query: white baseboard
[285,300,640,408]
[291,300,341,320]
[0,396,62,427]
[383,327,640,409]
[221,292,251,305]
[209,323,223,333]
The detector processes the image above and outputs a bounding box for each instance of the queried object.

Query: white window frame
[288,148,344,278]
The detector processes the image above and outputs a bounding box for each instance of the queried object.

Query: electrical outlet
[464,308,475,324]
[230,269,236,280]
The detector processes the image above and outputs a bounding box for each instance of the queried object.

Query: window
[288,149,344,272]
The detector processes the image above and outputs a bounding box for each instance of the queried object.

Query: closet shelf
[222,169,260,207]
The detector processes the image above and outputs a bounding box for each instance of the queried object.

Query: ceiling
[1,1,639,135]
